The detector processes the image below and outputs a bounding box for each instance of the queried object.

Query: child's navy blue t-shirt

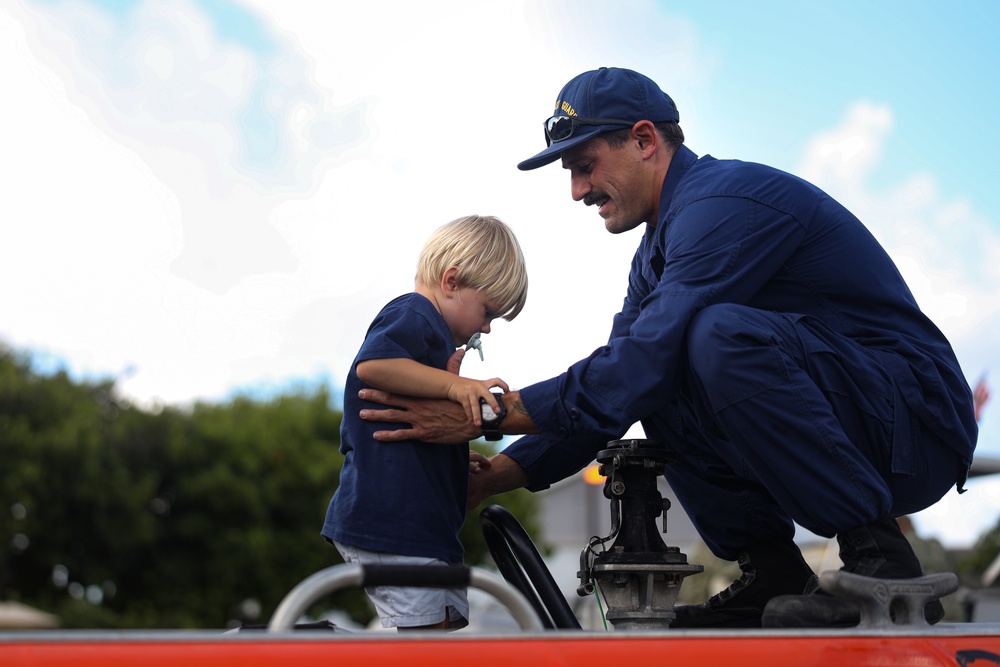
[322,293,469,563]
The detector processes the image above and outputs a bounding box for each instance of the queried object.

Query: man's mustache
[583,191,610,207]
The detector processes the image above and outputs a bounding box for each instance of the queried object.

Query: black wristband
[479,392,506,441]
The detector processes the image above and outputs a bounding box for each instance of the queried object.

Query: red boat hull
[3,628,1000,667]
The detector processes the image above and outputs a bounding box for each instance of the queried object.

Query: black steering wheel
[479,504,581,630]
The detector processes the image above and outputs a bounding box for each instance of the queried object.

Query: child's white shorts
[333,541,470,630]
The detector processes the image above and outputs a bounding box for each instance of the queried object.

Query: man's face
[560,134,652,234]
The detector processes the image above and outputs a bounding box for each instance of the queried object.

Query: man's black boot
[671,539,817,628]
[762,516,944,627]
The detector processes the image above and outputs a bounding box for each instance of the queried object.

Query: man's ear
[633,120,658,157]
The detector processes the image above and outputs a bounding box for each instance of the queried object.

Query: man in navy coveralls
[359,67,977,628]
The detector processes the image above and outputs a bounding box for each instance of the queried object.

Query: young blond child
[322,214,528,630]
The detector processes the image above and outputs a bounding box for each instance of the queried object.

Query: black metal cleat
[818,570,958,629]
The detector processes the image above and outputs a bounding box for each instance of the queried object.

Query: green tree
[960,518,1000,578]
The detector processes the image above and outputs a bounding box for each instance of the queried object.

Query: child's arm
[357,358,509,426]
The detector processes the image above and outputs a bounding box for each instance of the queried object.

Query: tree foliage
[960,521,1000,577]
[0,346,538,628]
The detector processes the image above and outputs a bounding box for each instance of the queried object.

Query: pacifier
[466,332,484,361]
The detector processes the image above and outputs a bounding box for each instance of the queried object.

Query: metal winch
[577,439,702,630]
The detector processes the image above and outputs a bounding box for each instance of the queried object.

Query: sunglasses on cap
[543,115,636,146]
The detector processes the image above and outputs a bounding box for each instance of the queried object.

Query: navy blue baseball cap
[517,67,680,171]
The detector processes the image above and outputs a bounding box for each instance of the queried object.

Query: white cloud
[2,0,720,410]
[799,101,893,194]
[7,0,997,412]
[0,0,611,407]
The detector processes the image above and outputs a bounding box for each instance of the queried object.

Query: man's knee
[683,305,809,416]
[686,305,789,378]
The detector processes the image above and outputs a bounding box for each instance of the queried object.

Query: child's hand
[447,377,510,425]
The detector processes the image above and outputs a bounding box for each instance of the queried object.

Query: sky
[2,0,1000,548]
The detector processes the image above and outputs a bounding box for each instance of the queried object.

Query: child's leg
[332,541,469,631]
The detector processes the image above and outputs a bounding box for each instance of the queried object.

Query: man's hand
[470,450,492,474]
[446,348,465,375]
[359,388,478,444]
[467,453,529,511]
[358,346,479,443]
[358,346,537,444]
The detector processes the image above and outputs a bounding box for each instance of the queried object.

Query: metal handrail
[267,564,544,631]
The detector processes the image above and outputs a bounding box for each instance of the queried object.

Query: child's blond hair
[415,215,528,320]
